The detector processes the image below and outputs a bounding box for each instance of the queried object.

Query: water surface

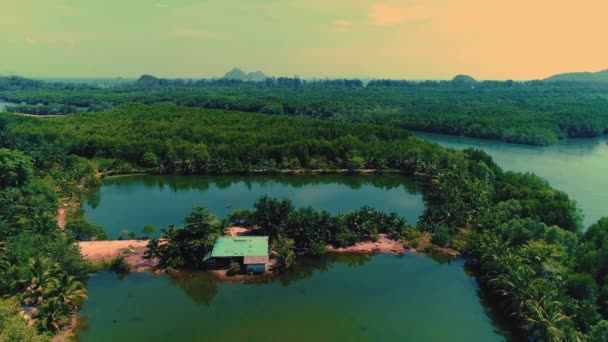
[78,253,506,342]
[418,132,608,227]
[83,174,424,239]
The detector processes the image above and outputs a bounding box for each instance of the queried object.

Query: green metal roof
[210,236,269,257]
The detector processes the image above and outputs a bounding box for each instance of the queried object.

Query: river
[417,132,608,227]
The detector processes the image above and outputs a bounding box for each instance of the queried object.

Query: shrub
[273,236,296,272]
[309,241,327,255]
[227,262,240,276]
[66,219,107,241]
[401,227,422,248]
[109,257,131,274]
[431,224,452,247]
[141,224,156,239]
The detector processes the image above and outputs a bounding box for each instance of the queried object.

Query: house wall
[245,263,266,274]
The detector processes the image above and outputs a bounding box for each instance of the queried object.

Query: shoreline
[97,168,405,179]
[77,232,460,276]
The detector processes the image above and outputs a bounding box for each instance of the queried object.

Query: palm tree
[522,294,573,341]
[47,272,88,311]
[34,297,71,332]
[21,258,60,306]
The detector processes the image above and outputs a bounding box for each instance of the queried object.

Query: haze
[2,0,607,79]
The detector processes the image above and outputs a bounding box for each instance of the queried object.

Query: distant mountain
[223,68,267,81]
[135,74,160,88]
[544,69,608,83]
[451,74,477,86]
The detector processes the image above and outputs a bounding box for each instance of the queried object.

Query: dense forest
[1,75,607,145]
[1,102,607,339]
[0,148,98,340]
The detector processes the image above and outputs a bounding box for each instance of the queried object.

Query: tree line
[1,75,607,145]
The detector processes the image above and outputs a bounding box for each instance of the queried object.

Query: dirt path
[56,199,80,229]
[11,112,64,118]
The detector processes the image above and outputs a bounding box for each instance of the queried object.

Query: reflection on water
[83,174,425,239]
[78,253,508,341]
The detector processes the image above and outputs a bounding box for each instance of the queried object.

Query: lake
[418,132,608,227]
[82,174,425,239]
[77,253,507,341]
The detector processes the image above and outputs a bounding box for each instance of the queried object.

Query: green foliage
[227,262,240,276]
[0,298,50,342]
[346,155,366,170]
[227,209,255,227]
[141,224,156,239]
[253,196,294,237]
[400,227,422,249]
[119,229,136,240]
[65,218,107,241]
[145,207,224,269]
[0,148,34,188]
[272,236,296,272]
[3,80,608,145]
[431,224,451,247]
[109,257,131,274]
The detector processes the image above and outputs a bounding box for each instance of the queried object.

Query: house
[204,236,269,274]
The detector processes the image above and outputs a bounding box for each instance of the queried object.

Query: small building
[204,236,269,274]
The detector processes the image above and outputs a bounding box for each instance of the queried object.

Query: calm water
[418,132,608,227]
[82,174,425,239]
[77,254,506,342]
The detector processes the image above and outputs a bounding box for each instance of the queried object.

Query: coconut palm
[21,258,60,306]
[34,297,71,332]
[522,294,573,341]
[46,272,88,311]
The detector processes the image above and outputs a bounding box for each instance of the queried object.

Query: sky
[1,0,607,80]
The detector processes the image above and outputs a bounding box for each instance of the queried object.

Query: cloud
[369,3,429,27]
[333,19,353,32]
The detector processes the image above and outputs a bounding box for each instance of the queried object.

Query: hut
[204,236,269,274]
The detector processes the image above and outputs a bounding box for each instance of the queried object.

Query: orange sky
[1,0,607,79]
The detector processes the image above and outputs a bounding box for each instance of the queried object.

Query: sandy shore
[327,234,407,254]
[77,228,458,275]
[78,240,154,272]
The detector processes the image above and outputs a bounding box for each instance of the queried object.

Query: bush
[119,229,136,240]
[272,236,296,272]
[109,256,131,274]
[0,298,48,342]
[309,241,327,255]
[401,227,422,248]
[227,210,255,228]
[431,224,452,247]
[227,262,240,276]
[141,224,156,239]
[66,218,108,241]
